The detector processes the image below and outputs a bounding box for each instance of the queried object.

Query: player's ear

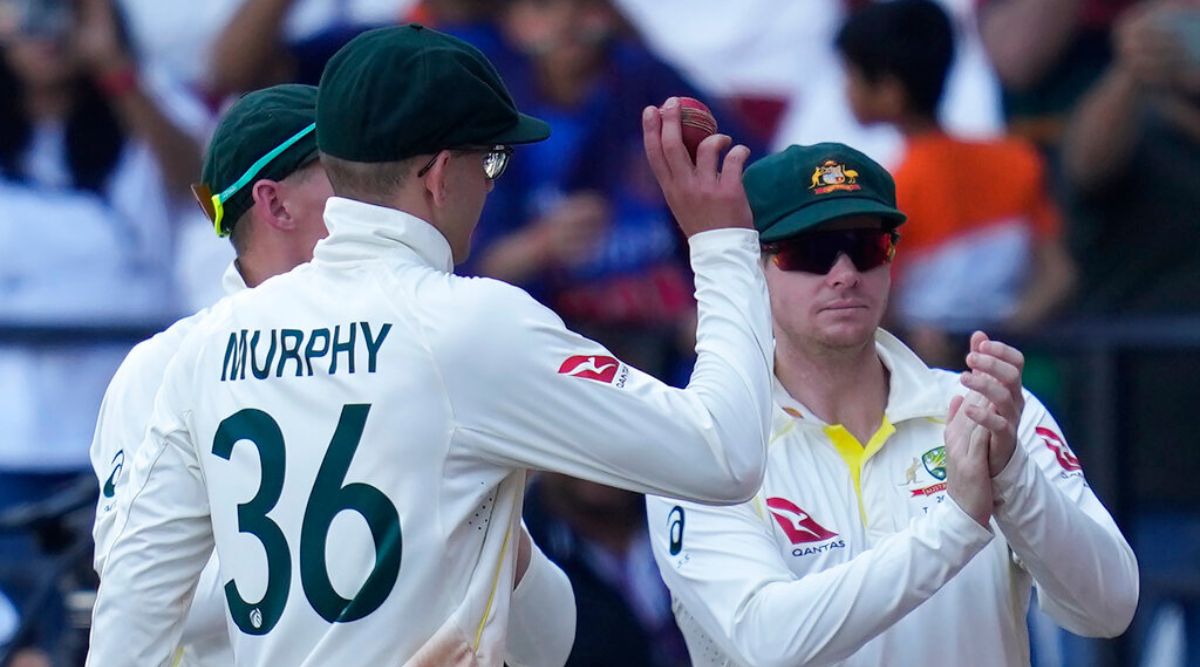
[250,179,294,232]
[422,150,452,208]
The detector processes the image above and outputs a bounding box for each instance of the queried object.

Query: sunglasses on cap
[762,228,899,274]
[190,122,316,238]
[416,145,513,180]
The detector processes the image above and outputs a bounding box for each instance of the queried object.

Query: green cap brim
[487,112,551,146]
[760,196,907,243]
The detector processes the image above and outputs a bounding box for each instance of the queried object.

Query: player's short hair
[835,0,955,118]
[319,152,422,205]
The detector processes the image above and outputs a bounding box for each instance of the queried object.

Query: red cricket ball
[677,97,718,162]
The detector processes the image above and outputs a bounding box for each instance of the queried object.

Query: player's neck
[775,336,889,444]
[236,247,302,289]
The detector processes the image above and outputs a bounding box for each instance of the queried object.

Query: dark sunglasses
[763,228,899,274]
[416,145,513,180]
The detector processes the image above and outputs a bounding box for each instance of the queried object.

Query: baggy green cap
[200,84,320,236]
[317,24,551,163]
[744,143,906,243]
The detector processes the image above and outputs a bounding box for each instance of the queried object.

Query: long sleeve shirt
[88,197,774,666]
[647,330,1138,667]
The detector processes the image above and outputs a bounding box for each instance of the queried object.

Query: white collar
[221,262,247,296]
[312,197,455,273]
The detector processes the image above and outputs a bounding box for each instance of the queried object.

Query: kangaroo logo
[899,457,920,486]
[765,497,838,544]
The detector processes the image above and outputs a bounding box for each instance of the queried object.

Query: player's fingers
[959,371,1016,418]
[642,105,673,183]
[695,133,731,178]
[966,350,1021,389]
[980,338,1025,372]
[718,144,752,186]
[965,403,1009,435]
[948,394,964,422]
[944,393,974,449]
[658,97,692,174]
[970,330,988,354]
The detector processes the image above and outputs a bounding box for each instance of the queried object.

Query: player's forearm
[683,228,774,501]
[991,442,1139,637]
[715,500,992,667]
[89,516,212,666]
[505,539,575,667]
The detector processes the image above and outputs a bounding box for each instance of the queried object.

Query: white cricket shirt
[647,330,1138,667]
[88,197,774,666]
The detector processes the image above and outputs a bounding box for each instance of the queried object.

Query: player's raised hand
[944,391,994,527]
[959,331,1026,477]
[642,97,753,237]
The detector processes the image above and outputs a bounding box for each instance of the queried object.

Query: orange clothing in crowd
[889,133,1060,330]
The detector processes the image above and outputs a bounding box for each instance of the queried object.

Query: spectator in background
[121,0,411,310]
[770,0,1004,168]
[1061,1,1200,663]
[0,0,200,659]
[835,0,1075,367]
[979,0,1139,151]
[464,0,754,379]
[205,0,410,98]
[524,474,688,667]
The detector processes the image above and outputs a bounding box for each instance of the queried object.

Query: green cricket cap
[200,83,319,236]
[744,143,906,243]
[317,24,551,163]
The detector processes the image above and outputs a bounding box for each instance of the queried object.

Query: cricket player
[88,24,772,667]
[646,143,1140,667]
[89,82,576,667]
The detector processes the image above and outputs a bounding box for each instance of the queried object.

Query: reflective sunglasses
[190,122,317,237]
[416,145,513,180]
[763,228,899,274]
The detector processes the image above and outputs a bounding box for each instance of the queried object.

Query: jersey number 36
[212,404,401,635]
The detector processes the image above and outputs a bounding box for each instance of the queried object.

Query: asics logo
[558,355,621,384]
[766,497,838,544]
[103,450,125,499]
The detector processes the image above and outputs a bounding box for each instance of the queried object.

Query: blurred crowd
[0,0,1196,664]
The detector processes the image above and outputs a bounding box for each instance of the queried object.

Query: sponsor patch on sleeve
[557,355,629,387]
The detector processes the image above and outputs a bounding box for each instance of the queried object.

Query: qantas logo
[766,497,838,544]
[1038,427,1081,472]
[558,355,623,384]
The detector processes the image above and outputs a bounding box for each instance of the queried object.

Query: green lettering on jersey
[221,330,248,382]
[276,329,305,378]
[212,409,291,635]
[360,322,391,373]
[300,404,402,622]
[304,328,331,376]
[212,404,402,633]
[249,330,278,380]
[330,323,356,375]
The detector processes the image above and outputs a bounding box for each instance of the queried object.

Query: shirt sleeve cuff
[687,228,761,258]
[991,438,1032,506]
[938,493,995,545]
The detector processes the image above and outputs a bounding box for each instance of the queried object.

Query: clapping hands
[943,331,1027,526]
